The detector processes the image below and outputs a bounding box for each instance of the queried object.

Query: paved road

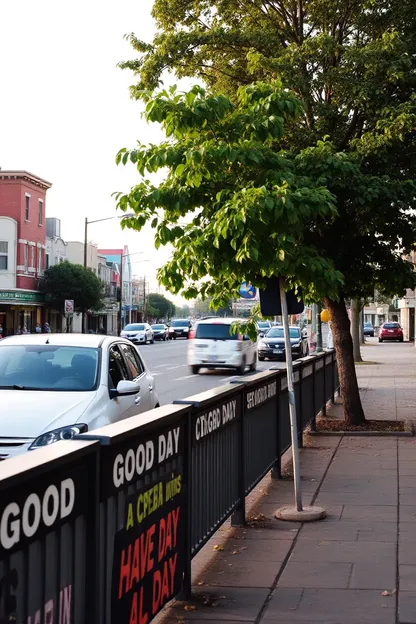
[138,339,285,405]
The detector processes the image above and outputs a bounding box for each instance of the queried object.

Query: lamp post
[82,213,134,333]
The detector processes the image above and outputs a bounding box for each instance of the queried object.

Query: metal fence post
[179,409,193,600]
[331,350,335,403]
[271,374,282,479]
[310,357,317,432]
[322,354,327,417]
[297,363,304,448]
[231,390,246,525]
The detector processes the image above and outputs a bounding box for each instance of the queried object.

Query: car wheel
[236,357,246,376]
[258,356,265,361]
[400,337,404,342]
[150,339,154,344]
[249,354,257,371]
[191,365,200,374]
[174,336,177,340]
[379,338,383,343]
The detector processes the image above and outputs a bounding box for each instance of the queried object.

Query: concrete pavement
[159,341,416,624]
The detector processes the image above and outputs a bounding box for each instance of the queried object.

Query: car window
[108,345,129,388]
[124,324,145,331]
[195,324,238,340]
[0,345,99,391]
[265,327,300,338]
[171,320,189,327]
[119,343,144,379]
[152,324,165,329]
[383,323,400,329]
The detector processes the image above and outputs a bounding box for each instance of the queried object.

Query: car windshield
[0,345,99,391]
[257,322,271,328]
[151,325,165,329]
[195,324,238,340]
[265,327,300,338]
[383,323,400,329]
[171,320,189,327]
[124,324,145,331]
[364,323,373,328]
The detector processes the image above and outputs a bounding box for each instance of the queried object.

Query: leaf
[213,544,224,551]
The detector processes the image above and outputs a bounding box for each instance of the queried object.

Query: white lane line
[153,364,171,368]
[172,374,196,381]
[151,372,163,376]
[167,365,182,370]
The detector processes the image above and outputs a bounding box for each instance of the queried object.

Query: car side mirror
[259,332,265,338]
[111,379,141,399]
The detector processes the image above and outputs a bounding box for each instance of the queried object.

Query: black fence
[0,350,339,624]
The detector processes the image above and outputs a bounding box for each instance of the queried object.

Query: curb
[309,429,413,438]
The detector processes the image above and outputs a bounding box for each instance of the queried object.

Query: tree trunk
[350,299,363,362]
[324,296,366,425]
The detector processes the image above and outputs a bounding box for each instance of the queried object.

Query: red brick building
[0,170,52,335]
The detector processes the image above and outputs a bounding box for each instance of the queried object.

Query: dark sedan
[151,323,169,341]
[258,326,309,361]
[363,322,375,337]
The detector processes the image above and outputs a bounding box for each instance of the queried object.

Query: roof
[0,170,52,189]
[0,333,112,349]
[196,317,243,325]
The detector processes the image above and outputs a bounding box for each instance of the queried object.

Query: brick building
[0,170,52,335]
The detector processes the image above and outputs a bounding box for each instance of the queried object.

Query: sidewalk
[163,342,416,624]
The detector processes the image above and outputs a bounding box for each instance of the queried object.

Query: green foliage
[40,262,105,313]
[120,0,416,301]
[116,81,345,305]
[147,292,175,319]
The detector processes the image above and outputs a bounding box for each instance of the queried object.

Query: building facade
[0,170,51,334]
[98,246,133,329]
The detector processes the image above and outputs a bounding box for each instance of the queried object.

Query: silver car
[121,323,154,345]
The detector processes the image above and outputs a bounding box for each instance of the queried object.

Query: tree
[40,262,104,316]
[117,0,416,425]
[174,303,191,317]
[147,292,175,319]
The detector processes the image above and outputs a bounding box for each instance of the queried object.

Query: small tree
[147,293,175,319]
[40,262,104,319]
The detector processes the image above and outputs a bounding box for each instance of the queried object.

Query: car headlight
[29,424,88,450]
[259,340,266,347]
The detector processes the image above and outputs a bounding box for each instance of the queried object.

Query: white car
[121,323,154,345]
[0,334,159,459]
[188,317,257,375]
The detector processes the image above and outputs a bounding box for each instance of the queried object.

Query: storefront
[0,290,45,335]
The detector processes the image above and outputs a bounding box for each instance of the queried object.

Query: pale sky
[0,0,190,301]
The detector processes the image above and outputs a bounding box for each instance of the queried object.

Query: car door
[107,344,136,423]
[118,342,154,414]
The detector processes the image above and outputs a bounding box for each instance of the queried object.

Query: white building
[0,216,17,291]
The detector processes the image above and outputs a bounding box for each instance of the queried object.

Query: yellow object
[320,309,330,323]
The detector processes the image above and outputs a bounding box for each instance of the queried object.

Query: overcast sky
[0,0,190,300]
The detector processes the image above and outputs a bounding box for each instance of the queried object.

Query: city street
[139,338,285,405]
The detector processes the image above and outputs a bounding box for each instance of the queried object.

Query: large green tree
[147,292,175,319]
[117,0,416,425]
[40,262,104,314]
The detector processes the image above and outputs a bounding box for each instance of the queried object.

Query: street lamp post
[82,213,134,333]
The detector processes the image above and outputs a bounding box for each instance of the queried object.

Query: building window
[38,250,43,275]
[0,242,8,270]
[24,243,28,272]
[30,246,35,268]
[45,253,50,269]
[25,194,30,220]
[38,200,43,226]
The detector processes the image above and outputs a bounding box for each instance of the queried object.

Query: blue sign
[239,282,257,299]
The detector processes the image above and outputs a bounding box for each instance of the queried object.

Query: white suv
[188,318,257,375]
[121,323,154,345]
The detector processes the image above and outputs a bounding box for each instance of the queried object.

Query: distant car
[121,323,154,345]
[169,319,192,339]
[257,321,272,335]
[0,334,159,459]
[379,322,403,343]
[363,322,375,337]
[188,317,257,375]
[258,326,309,361]
[151,323,169,341]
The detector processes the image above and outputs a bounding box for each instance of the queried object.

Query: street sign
[64,299,74,314]
[239,282,257,300]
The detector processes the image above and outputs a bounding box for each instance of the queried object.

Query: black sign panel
[192,394,241,445]
[245,379,278,412]
[260,277,304,316]
[111,471,185,623]
[101,422,185,499]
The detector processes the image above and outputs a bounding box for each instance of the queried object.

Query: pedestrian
[35,323,42,334]
[97,325,106,335]
[42,322,51,334]
[0,324,3,340]
[327,322,334,349]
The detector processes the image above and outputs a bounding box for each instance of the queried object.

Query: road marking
[151,372,163,376]
[172,374,195,381]
[153,364,171,368]
[167,365,182,370]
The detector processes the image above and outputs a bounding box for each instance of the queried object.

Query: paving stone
[263,588,396,622]
[398,591,416,623]
[166,586,269,621]
[341,505,397,522]
[289,540,396,563]
[399,506,416,523]
[400,565,416,591]
[299,521,359,541]
[203,558,281,588]
[278,561,351,588]
[211,539,293,562]
[349,562,396,590]
[399,541,416,565]
[230,525,300,541]
[316,492,397,506]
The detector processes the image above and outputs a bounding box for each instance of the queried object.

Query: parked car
[188,317,257,375]
[257,320,272,335]
[364,322,375,337]
[378,322,403,342]
[121,323,154,345]
[258,325,309,361]
[0,334,159,459]
[169,319,192,339]
[151,323,169,341]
